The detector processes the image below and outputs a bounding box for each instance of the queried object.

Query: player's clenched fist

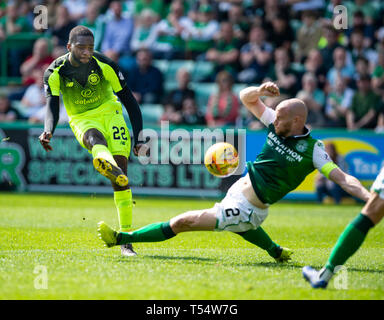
[258,82,280,97]
[39,131,53,152]
[240,82,280,104]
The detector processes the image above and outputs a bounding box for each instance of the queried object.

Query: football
[204,142,239,178]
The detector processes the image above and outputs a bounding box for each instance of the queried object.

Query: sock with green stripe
[237,227,281,258]
[323,213,374,278]
[91,144,118,167]
[114,189,133,232]
[117,221,176,245]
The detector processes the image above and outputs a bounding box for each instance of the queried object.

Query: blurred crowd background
[1,0,384,132]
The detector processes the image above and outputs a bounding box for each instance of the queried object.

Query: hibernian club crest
[296,140,308,153]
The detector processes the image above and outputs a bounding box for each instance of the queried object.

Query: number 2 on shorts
[225,208,240,217]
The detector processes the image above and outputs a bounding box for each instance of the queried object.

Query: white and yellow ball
[204,142,239,178]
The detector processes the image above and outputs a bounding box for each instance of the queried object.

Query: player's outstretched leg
[237,227,293,262]
[98,221,176,247]
[97,209,217,248]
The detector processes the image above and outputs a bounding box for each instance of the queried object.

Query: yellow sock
[92,144,117,167]
[114,189,133,232]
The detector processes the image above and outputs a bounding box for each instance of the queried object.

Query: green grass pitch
[0,193,383,300]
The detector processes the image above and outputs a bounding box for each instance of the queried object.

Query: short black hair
[68,26,94,44]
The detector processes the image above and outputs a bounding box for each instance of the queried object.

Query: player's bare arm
[239,82,280,119]
[328,167,370,202]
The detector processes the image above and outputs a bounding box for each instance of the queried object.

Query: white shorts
[214,182,269,233]
[371,167,384,200]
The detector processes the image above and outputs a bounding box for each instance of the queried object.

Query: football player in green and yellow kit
[98,82,370,264]
[40,26,147,256]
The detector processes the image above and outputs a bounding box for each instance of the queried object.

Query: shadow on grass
[234,261,305,270]
[144,255,215,262]
[116,254,215,263]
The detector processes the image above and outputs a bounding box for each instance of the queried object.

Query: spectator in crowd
[182,4,219,60]
[376,108,384,133]
[237,25,273,84]
[205,70,240,127]
[263,0,284,26]
[345,0,378,27]
[79,1,105,51]
[243,0,264,25]
[62,0,88,22]
[101,1,134,63]
[266,11,294,52]
[0,4,32,77]
[319,25,342,71]
[19,68,46,120]
[264,46,301,97]
[325,74,354,127]
[323,0,342,20]
[315,141,349,204]
[134,0,165,21]
[303,49,327,89]
[349,28,377,67]
[205,21,241,81]
[372,51,384,97]
[0,94,22,122]
[19,1,35,29]
[49,5,78,48]
[180,97,206,125]
[163,68,195,112]
[0,4,31,39]
[285,0,325,13]
[160,104,181,124]
[147,0,190,60]
[295,10,323,63]
[227,4,249,45]
[20,38,54,86]
[44,0,61,30]
[326,47,355,88]
[352,56,371,89]
[215,0,244,22]
[130,9,159,54]
[126,48,164,104]
[189,0,219,22]
[296,72,326,128]
[347,74,382,130]
[346,10,375,48]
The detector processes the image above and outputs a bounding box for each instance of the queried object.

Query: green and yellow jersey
[44,51,126,117]
[247,108,337,205]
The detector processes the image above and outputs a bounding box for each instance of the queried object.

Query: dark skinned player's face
[68,35,94,65]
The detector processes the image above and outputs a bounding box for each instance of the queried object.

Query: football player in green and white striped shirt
[98,82,370,264]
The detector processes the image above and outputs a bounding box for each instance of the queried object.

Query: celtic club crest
[88,73,100,85]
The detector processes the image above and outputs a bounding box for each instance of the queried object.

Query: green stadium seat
[190,82,217,111]
[153,59,169,74]
[165,60,194,82]
[164,80,178,93]
[233,83,248,97]
[191,61,215,82]
[140,103,163,124]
